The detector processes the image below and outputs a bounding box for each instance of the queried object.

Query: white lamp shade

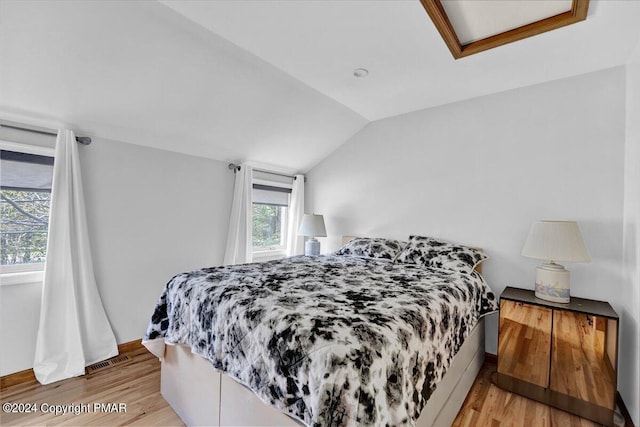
[298,214,327,237]
[522,220,591,263]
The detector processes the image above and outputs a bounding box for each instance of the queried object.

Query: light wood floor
[0,347,183,426]
[1,349,604,427]
[453,360,603,427]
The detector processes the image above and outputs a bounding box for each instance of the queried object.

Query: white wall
[80,137,234,344]
[0,281,42,375]
[622,44,640,424]
[0,135,234,375]
[0,0,367,171]
[306,66,629,397]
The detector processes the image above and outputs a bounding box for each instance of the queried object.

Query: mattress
[143,254,497,427]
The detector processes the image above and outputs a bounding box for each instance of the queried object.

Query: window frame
[251,177,292,259]
[0,139,54,284]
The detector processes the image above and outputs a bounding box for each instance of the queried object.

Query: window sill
[252,249,287,261]
[0,270,44,286]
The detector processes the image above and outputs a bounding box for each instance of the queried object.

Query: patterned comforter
[143,255,497,427]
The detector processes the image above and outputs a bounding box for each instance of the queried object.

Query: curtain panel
[223,164,253,265]
[33,130,117,384]
[286,174,305,256]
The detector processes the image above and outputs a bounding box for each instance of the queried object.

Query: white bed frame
[160,318,485,427]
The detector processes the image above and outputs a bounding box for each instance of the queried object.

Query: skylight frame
[421,0,590,59]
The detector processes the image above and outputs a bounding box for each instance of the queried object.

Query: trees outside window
[1,189,50,265]
[252,203,287,249]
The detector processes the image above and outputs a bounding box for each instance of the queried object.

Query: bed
[143,236,497,427]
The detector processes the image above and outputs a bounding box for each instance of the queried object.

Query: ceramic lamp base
[534,263,570,303]
[305,238,320,256]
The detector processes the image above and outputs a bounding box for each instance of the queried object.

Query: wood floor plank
[452,361,602,427]
[0,349,183,427]
[2,348,608,427]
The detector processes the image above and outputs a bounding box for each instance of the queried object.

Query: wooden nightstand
[497,286,619,426]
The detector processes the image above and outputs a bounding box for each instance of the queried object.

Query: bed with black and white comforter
[143,254,497,427]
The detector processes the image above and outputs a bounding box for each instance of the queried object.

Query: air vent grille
[86,354,132,374]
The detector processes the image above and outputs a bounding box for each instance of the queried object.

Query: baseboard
[0,368,36,389]
[616,391,636,427]
[0,339,145,389]
[116,339,145,354]
[484,352,497,364]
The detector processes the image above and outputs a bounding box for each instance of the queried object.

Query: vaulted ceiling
[1,1,639,172]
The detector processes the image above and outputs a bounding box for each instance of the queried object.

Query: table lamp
[298,214,327,256]
[521,220,591,303]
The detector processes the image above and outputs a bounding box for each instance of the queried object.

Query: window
[251,170,293,258]
[0,145,54,274]
[252,185,290,251]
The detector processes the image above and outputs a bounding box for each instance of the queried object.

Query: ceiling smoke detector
[353,68,369,78]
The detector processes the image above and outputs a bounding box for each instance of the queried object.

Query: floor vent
[86,354,132,374]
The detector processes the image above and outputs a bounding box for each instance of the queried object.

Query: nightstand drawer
[498,300,551,388]
[551,310,617,410]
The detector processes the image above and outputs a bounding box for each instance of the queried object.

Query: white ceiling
[1,1,640,172]
[162,0,640,122]
[0,1,366,173]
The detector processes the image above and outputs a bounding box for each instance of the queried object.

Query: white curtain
[286,174,305,256]
[223,164,253,265]
[33,130,117,385]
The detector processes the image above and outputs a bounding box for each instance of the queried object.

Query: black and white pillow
[395,235,487,274]
[335,237,407,260]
